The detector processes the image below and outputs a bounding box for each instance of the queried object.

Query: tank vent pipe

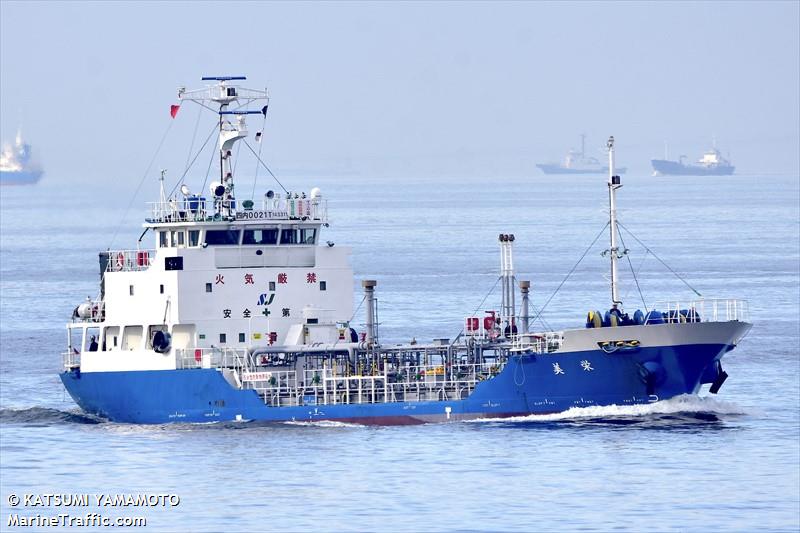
[362,280,377,346]
[519,280,530,334]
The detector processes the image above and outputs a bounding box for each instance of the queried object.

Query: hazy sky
[1,1,798,184]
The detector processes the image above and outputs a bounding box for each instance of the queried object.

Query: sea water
[1,173,798,532]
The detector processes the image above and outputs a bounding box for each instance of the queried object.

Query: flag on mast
[170,105,180,119]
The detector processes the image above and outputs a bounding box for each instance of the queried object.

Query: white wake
[282,419,365,428]
[469,394,748,424]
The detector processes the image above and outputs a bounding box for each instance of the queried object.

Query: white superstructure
[1,130,28,172]
[68,77,354,374]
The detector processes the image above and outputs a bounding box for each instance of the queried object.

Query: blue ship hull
[536,164,627,175]
[61,342,728,424]
[0,169,43,185]
[651,159,735,176]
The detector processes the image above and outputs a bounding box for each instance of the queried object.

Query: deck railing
[176,347,254,372]
[175,353,503,407]
[239,361,502,407]
[62,350,80,369]
[651,298,749,323]
[146,197,328,224]
[105,249,154,272]
[510,332,564,353]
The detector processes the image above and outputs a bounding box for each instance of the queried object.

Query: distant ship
[651,145,735,176]
[0,129,43,185]
[537,134,627,175]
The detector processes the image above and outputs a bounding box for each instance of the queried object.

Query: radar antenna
[178,76,269,216]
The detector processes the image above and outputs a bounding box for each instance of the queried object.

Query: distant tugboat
[0,129,43,185]
[537,134,627,175]
[652,144,735,176]
[60,77,750,424]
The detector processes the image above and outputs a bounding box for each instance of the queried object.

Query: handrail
[175,347,253,371]
[145,197,328,224]
[62,350,80,369]
[105,249,154,272]
[510,332,564,353]
[174,351,504,407]
[651,298,749,323]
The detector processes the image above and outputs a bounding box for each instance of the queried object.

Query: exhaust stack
[362,280,377,346]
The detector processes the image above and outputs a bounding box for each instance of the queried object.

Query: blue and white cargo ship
[61,77,751,424]
[536,134,627,175]
[0,129,43,185]
[652,145,735,176]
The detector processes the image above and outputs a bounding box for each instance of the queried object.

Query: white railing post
[384,364,388,403]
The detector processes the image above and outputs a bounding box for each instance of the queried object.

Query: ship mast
[580,133,586,159]
[606,136,622,309]
[177,76,269,216]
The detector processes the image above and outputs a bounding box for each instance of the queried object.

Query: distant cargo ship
[651,146,734,176]
[0,130,43,185]
[537,135,627,175]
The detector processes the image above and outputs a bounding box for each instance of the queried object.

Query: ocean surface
[1,172,798,532]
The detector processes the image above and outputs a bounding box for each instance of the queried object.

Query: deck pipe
[363,280,377,346]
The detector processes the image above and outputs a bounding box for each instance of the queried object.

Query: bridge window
[219,333,227,344]
[188,230,200,247]
[159,231,168,247]
[300,228,316,244]
[243,228,278,245]
[280,229,297,244]
[280,228,316,245]
[205,229,241,246]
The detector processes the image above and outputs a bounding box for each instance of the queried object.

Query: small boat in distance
[0,129,43,185]
[537,134,627,175]
[652,143,735,176]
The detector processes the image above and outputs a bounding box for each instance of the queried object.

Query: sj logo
[257,293,275,306]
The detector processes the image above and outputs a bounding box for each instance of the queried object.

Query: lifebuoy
[115,252,125,270]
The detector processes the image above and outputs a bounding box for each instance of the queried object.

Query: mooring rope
[529,221,610,329]
[616,223,648,311]
[108,119,174,249]
[242,139,288,194]
[617,221,702,297]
